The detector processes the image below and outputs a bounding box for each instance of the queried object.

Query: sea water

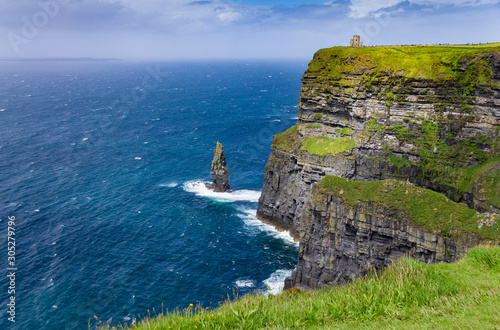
[0,60,305,329]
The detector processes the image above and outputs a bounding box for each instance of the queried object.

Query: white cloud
[411,0,499,5]
[216,10,241,23]
[115,0,248,27]
[349,0,500,17]
[349,0,401,18]
[0,0,498,59]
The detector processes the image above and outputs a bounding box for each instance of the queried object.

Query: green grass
[381,155,500,211]
[433,157,500,211]
[96,246,500,329]
[317,176,500,241]
[301,136,355,157]
[272,125,356,157]
[307,44,500,86]
[272,125,299,152]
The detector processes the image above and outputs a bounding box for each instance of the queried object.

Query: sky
[0,0,499,60]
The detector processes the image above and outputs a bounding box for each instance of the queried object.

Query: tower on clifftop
[350,35,363,47]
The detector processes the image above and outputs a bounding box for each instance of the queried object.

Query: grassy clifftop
[307,43,500,85]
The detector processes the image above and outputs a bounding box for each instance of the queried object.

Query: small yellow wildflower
[189,303,193,307]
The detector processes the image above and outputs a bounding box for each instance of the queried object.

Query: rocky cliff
[257,44,500,289]
[210,141,230,192]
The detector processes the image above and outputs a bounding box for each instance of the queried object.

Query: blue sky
[0,0,499,60]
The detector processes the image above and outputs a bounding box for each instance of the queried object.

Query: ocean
[0,60,306,329]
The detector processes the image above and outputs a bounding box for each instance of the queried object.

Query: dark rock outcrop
[210,142,230,192]
[257,45,500,290]
[284,180,481,290]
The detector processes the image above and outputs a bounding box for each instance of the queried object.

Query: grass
[317,176,500,241]
[427,156,500,211]
[96,246,500,329]
[305,123,322,129]
[381,155,500,211]
[367,115,498,209]
[272,125,299,152]
[307,44,500,86]
[301,136,355,157]
[272,125,356,157]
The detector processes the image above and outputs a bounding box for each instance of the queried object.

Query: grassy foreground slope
[102,246,500,329]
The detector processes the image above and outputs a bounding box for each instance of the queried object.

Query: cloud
[0,0,498,59]
[215,9,241,23]
[189,1,212,5]
[348,0,401,18]
[349,0,500,17]
[2,0,496,32]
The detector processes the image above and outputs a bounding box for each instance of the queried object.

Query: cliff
[257,44,500,289]
[210,141,230,192]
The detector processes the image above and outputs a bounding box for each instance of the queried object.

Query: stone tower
[350,35,363,47]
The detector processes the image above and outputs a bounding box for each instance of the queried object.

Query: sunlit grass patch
[301,136,355,157]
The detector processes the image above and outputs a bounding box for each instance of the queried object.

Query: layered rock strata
[257,45,500,289]
[210,141,230,192]
[284,177,487,289]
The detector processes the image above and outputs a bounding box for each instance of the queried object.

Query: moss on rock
[317,176,499,241]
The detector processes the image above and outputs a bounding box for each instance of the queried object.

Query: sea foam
[237,207,298,246]
[183,180,261,203]
[235,279,255,288]
[263,269,293,295]
[158,182,178,188]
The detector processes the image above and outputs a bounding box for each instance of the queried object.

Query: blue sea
[0,60,306,329]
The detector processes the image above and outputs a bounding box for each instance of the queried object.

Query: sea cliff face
[257,45,500,289]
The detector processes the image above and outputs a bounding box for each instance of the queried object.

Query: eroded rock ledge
[284,177,493,289]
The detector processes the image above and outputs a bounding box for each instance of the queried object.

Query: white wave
[183,180,261,203]
[237,207,298,246]
[159,182,178,188]
[82,137,89,141]
[134,157,142,160]
[263,269,292,295]
[235,279,255,288]
[0,109,5,112]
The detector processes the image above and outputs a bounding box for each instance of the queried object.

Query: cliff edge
[257,44,500,289]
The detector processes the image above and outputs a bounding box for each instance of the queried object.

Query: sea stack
[210,141,230,192]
